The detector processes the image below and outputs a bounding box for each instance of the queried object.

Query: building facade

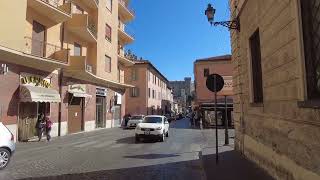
[169,77,193,113]
[124,60,173,116]
[230,0,320,179]
[194,55,233,127]
[0,0,135,141]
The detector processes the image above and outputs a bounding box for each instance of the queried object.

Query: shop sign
[223,76,233,91]
[20,73,52,88]
[96,88,107,96]
[68,84,86,94]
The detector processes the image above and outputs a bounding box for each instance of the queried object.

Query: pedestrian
[35,113,45,141]
[45,116,53,141]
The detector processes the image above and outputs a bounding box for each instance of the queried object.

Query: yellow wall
[0,0,27,51]
[96,0,120,82]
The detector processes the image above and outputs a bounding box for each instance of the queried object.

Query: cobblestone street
[0,118,272,180]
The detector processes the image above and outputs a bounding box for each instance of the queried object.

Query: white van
[0,122,15,170]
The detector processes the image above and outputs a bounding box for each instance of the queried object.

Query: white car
[127,115,144,128]
[0,122,15,170]
[135,115,170,142]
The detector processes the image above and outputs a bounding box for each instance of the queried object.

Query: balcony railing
[88,17,97,39]
[118,0,135,16]
[118,21,135,39]
[24,36,69,63]
[40,0,71,14]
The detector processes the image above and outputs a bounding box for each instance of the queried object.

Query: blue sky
[127,0,231,81]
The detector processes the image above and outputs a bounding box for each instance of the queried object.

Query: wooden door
[31,21,46,57]
[68,96,84,134]
[18,102,38,141]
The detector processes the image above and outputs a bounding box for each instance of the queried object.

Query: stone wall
[230,0,320,179]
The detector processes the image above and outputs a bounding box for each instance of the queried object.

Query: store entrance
[68,94,84,134]
[96,96,106,128]
[18,102,50,141]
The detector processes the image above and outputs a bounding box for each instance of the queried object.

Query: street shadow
[16,150,275,180]
[18,158,204,180]
[115,137,160,144]
[123,153,180,159]
[202,150,275,180]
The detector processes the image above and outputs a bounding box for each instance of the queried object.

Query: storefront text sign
[20,74,52,88]
[68,84,86,94]
[96,88,107,96]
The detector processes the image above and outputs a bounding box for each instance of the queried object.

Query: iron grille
[301,0,320,99]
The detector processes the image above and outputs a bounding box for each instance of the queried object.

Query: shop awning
[20,85,61,103]
[71,92,92,98]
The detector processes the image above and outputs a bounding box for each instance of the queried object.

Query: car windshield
[131,116,143,120]
[143,117,162,123]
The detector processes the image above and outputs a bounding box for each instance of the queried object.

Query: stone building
[230,0,320,179]
[169,77,193,112]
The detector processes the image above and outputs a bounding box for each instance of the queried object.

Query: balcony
[118,47,134,66]
[24,36,69,63]
[118,21,134,44]
[72,0,99,9]
[65,14,97,42]
[118,0,135,22]
[27,0,71,24]
[67,56,94,73]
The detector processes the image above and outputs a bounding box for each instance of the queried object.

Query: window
[301,0,320,99]
[105,55,111,72]
[106,0,112,12]
[132,69,138,81]
[105,24,112,42]
[148,88,151,98]
[152,90,155,99]
[249,29,263,103]
[131,87,139,97]
[204,68,209,77]
[74,42,82,56]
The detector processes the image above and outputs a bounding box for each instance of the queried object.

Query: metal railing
[118,0,135,16]
[40,0,71,14]
[118,21,135,39]
[88,17,97,39]
[24,36,69,63]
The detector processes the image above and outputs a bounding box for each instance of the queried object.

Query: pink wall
[194,59,233,104]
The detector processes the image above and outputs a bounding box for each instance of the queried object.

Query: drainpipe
[58,21,66,136]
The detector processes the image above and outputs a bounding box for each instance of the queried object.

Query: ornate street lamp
[205,3,240,31]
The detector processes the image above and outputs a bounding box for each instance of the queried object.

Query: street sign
[205,73,224,164]
[206,74,224,92]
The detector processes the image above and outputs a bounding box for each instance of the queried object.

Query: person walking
[36,113,45,141]
[45,116,53,142]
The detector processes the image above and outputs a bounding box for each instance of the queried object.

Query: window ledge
[298,100,320,109]
[250,102,264,107]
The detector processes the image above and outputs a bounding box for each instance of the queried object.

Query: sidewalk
[200,129,274,180]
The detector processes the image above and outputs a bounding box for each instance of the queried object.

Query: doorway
[68,94,84,134]
[96,96,106,128]
[18,102,37,141]
[31,21,46,57]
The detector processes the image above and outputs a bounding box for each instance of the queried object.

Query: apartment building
[0,0,135,141]
[169,77,193,112]
[230,0,320,179]
[124,60,173,116]
[194,55,233,127]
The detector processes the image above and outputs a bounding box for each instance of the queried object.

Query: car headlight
[136,126,141,130]
[156,127,162,130]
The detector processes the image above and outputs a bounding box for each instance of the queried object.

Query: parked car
[135,115,170,142]
[0,122,15,170]
[127,115,145,129]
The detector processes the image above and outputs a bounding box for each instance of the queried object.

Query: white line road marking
[74,141,98,148]
[92,141,115,148]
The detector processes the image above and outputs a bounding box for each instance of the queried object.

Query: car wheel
[135,135,140,143]
[160,132,165,142]
[0,148,11,170]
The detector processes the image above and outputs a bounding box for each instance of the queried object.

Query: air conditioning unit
[86,65,93,73]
